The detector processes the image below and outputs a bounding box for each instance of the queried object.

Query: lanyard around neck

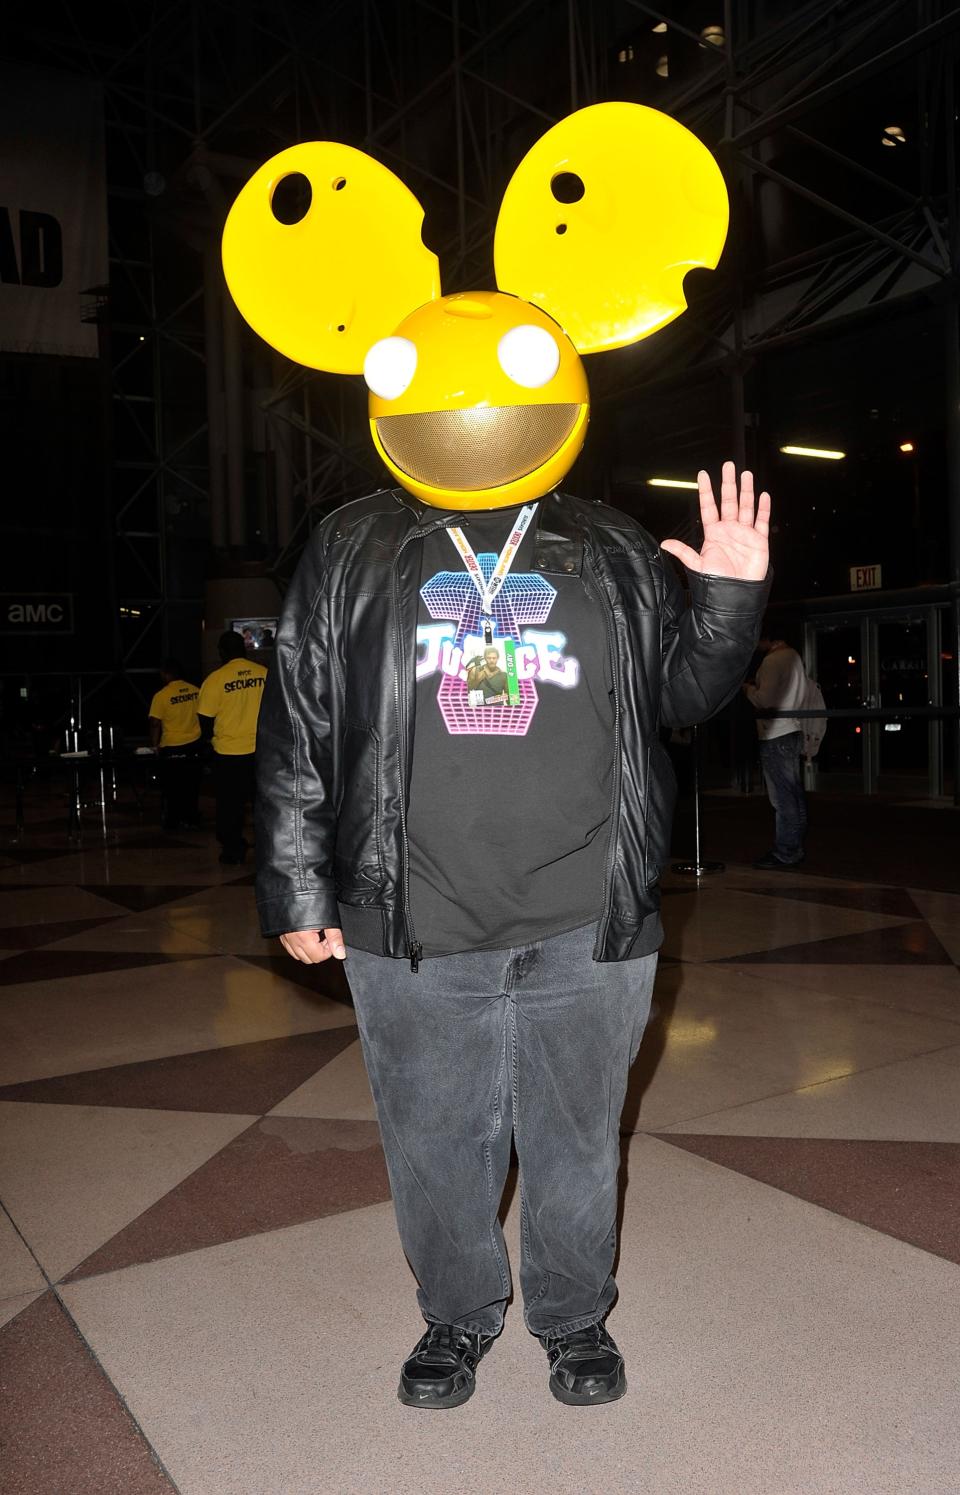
[445,504,538,617]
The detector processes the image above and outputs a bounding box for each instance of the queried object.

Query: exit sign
[850,564,882,592]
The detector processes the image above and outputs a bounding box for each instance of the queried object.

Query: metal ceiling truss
[9,3,960,668]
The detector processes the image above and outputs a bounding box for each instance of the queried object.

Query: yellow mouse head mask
[222,103,728,510]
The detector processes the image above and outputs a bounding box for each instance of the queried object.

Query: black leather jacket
[255,489,769,962]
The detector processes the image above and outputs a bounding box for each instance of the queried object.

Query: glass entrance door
[805,620,865,791]
[806,607,945,797]
[871,611,941,797]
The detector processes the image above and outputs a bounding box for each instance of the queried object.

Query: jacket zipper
[393,518,450,972]
[588,547,623,955]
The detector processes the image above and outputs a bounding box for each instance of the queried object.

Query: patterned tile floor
[1,799,959,1493]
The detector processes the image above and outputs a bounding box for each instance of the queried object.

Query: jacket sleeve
[659,556,771,731]
[254,528,341,938]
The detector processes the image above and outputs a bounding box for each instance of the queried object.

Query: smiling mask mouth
[375,403,581,491]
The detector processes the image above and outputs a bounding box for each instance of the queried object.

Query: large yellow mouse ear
[222,142,440,373]
[494,103,728,354]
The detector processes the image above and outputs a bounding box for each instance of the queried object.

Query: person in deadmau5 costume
[224,103,771,1409]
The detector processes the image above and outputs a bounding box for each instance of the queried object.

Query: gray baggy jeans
[345,924,657,1338]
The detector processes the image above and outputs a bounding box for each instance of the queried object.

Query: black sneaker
[398,1323,495,1409]
[752,852,804,870]
[540,1323,626,1406]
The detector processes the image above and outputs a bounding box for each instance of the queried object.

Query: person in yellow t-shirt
[198,631,268,864]
[148,659,202,832]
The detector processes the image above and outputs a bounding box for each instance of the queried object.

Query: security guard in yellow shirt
[148,659,202,831]
[198,630,268,864]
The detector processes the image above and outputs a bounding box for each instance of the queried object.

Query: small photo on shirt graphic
[465,643,516,707]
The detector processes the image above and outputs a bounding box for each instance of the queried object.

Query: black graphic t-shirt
[404,502,658,957]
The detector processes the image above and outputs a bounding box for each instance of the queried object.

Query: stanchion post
[672,725,725,878]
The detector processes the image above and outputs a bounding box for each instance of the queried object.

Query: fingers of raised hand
[720,459,739,522]
[661,538,703,572]
[738,469,755,525]
[755,490,772,537]
[697,469,719,527]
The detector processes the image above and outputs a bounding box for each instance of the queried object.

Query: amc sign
[1,593,74,634]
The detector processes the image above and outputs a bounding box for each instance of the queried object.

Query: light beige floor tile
[144,887,276,956]
[0,1102,253,1281]
[910,888,960,923]
[725,961,960,1024]
[659,887,909,963]
[627,963,960,1130]
[0,886,128,928]
[269,1039,377,1121]
[0,1289,44,1330]
[63,1136,960,1495]
[927,918,960,963]
[43,915,220,957]
[0,1205,47,1296]
[0,957,356,1086]
[660,1046,960,1141]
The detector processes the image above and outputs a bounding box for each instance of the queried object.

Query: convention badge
[464,637,512,707]
[504,639,521,705]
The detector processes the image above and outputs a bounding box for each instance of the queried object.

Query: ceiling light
[652,21,667,32]
[899,440,915,453]
[779,445,846,460]
[618,44,635,62]
[882,124,906,147]
[647,477,699,490]
[656,54,669,77]
[701,24,725,46]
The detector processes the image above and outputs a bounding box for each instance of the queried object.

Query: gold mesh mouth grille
[376,404,581,491]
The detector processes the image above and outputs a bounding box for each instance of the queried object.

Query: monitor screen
[229,617,278,652]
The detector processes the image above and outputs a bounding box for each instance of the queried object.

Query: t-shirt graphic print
[416,532,579,737]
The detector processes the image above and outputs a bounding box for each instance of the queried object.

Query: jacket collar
[392,488,584,578]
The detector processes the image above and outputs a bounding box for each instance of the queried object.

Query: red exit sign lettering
[849,564,882,592]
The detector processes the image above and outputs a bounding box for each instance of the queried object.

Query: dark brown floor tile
[0,1026,358,1113]
[672,793,960,893]
[66,1117,391,1281]
[713,920,954,966]
[0,1292,174,1494]
[79,884,214,913]
[657,1134,960,1265]
[0,846,79,865]
[1,818,70,833]
[237,953,354,1005]
[743,885,921,918]
[0,948,220,986]
[0,917,122,951]
[98,835,197,851]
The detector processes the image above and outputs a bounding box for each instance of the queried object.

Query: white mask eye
[363,336,417,400]
[497,324,561,388]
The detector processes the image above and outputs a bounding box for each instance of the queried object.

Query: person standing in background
[744,629,809,869]
[198,631,267,865]
[148,659,201,832]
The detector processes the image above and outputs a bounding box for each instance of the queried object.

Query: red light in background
[855,726,862,735]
